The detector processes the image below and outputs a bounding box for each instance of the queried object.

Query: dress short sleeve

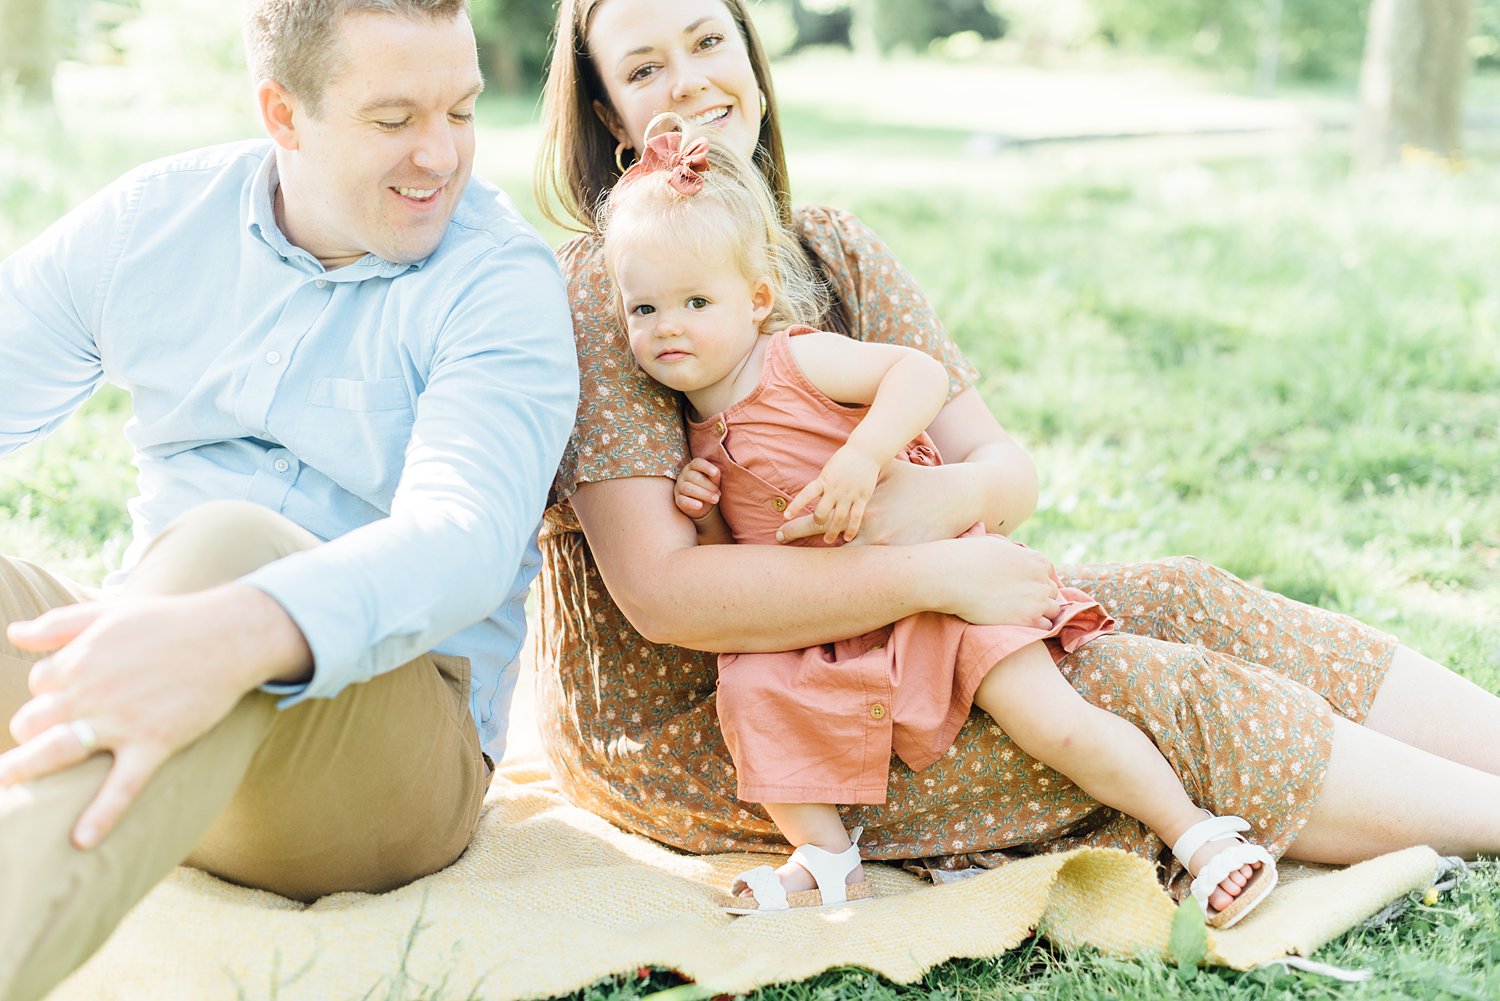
[796,205,980,399]
[552,234,688,503]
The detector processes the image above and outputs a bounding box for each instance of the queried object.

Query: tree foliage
[864,0,1005,54]
[1090,0,1370,78]
[777,0,1500,80]
[470,0,557,94]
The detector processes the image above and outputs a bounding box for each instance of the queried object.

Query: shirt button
[265,350,281,365]
[315,279,329,289]
[274,459,290,473]
[713,421,726,435]
[869,703,886,720]
[771,497,787,513]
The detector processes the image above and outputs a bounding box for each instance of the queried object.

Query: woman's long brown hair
[534,0,851,334]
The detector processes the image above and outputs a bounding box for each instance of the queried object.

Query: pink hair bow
[623,131,711,196]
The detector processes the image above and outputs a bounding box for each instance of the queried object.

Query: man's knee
[0,556,94,664]
[126,501,319,596]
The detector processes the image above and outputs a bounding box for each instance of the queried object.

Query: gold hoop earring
[614,141,632,174]
[759,91,768,120]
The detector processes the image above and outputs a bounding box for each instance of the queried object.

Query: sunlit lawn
[3,49,1499,1000]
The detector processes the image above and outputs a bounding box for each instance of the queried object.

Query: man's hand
[0,584,310,849]
[673,458,722,521]
[785,444,883,544]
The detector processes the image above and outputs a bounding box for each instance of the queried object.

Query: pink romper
[687,326,1116,806]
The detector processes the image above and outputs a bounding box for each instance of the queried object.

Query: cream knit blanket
[49,757,1438,1000]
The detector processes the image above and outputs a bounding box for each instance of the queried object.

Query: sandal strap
[732,865,788,911]
[1188,840,1275,917]
[786,826,865,907]
[1171,814,1252,868]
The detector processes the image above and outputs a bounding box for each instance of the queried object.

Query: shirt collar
[244,150,423,282]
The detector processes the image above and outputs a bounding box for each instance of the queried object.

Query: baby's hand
[786,445,882,543]
[674,458,722,521]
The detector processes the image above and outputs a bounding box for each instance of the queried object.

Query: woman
[531,0,1500,905]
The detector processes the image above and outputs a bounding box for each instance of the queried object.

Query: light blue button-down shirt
[0,140,579,760]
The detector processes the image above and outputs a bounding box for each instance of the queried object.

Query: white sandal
[1172,814,1278,929]
[724,826,877,915]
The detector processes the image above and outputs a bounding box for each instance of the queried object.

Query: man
[0,2,578,997]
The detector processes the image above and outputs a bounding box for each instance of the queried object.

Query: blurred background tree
[1353,0,1476,167]
[0,0,1496,163]
[6,0,1499,95]
[470,0,556,94]
[786,0,854,51]
[0,0,61,101]
[860,0,1005,54]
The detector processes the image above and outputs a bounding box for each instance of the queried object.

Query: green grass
[3,53,1500,1000]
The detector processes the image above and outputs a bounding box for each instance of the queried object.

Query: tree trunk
[1255,0,1284,96]
[486,40,523,95]
[0,0,56,102]
[1352,0,1475,168]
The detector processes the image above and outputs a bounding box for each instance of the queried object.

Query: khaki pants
[0,501,490,1001]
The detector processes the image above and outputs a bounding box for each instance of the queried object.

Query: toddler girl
[597,116,1276,928]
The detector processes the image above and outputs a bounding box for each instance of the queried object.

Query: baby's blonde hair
[599,115,828,332]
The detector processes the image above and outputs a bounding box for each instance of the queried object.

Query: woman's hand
[933,535,1062,629]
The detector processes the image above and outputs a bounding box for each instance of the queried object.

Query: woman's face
[586,0,761,159]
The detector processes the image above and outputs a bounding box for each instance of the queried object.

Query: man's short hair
[244,0,469,113]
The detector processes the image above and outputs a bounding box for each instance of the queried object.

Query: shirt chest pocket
[304,376,415,502]
[309,376,413,413]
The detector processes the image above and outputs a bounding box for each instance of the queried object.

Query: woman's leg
[1287,714,1500,862]
[1064,557,1500,774]
[1360,646,1500,775]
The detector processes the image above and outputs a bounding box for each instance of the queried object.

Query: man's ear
[593,98,630,149]
[258,80,300,151]
[751,278,774,322]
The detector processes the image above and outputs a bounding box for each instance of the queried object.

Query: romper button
[869,703,886,720]
[714,420,726,435]
[771,497,787,513]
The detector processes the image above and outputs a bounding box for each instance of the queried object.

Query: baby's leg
[973,643,1255,911]
[741,802,865,897]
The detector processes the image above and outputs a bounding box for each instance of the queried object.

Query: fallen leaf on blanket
[1170,898,1207,969]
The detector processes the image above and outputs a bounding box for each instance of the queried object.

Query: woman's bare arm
[572,475,1060,652]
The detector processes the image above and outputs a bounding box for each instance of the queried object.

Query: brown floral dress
[534,206,1397,895]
